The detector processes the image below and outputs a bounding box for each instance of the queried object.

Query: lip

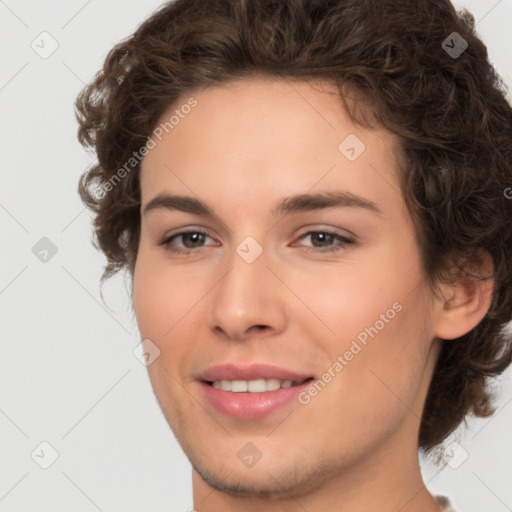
[196,363,313,382]
[196,363,314,420]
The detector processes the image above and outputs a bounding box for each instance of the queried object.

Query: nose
[208,247,287,342]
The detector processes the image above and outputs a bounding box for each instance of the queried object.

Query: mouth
[204,377,314,393]
[196,363,316,420]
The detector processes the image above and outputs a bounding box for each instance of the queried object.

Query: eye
[158,228,354,255]
[159,229,217,254]
[293,230,354,253]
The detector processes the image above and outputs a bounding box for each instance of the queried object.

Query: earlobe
[433,253,494,341]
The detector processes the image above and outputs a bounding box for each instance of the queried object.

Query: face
[133,77,441,498]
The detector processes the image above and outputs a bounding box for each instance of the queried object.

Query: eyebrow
[142,191,383,218]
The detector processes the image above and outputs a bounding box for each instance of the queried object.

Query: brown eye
[179,232,207,248]
[159,230,217,254]
[295,230,354,253]
[308,232,336,247]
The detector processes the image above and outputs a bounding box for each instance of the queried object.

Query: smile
[196,363,315,419]
[209,378,310,392]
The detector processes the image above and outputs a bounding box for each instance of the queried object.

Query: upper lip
[197,363,313,383]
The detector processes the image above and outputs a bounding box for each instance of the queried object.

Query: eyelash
[158,229,354,255]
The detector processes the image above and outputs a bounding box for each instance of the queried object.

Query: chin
[189,442,345,501]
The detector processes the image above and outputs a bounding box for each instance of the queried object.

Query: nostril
[249,325,269,333]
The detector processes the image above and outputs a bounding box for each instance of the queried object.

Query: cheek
[132,252,214,394]
[287,261,409,350]
[132,267,170,340]
[323,290,432,426]
[132,256,201,419]
[133,248,204,339]
[295,245,431,413]
[287,233,423,345]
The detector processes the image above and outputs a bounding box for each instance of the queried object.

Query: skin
[132,77,493,512]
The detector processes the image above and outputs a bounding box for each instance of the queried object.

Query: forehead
[139,77,403,215]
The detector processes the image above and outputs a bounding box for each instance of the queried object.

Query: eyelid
[293,223,356,239]
[292,229,354,246]
[158,226,218,252]
[158,225,356,255]
[160,225,215,241]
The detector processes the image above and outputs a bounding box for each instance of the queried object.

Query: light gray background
[1,1,511,511]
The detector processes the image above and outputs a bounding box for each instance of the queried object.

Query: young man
[76,1,512,510]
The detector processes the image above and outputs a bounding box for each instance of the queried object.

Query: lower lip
[199,380,312,420]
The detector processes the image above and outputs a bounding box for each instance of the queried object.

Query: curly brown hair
[75,0,512,452]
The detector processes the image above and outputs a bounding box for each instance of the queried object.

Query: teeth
[248,379,266,392]
[231,380,247,392]
[266,378,281,391]
[211,378,297,392]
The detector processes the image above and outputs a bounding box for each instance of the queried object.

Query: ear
[433,252,494,340]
